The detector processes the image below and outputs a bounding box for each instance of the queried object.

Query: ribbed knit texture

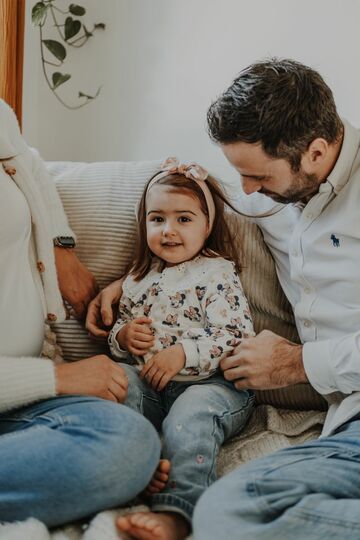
[218,405,326,477]
[0,357,56,413]
[226,212,327,412]
[48,160,163,361]
[0,101,74,413]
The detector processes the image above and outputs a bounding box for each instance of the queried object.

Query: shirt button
[306,212,314,219]
[303,319,312,327]
[304,287,311,294]
[292,249,299,257]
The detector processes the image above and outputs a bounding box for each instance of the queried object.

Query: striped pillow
[48,160,162,361]
[48,160,325,411]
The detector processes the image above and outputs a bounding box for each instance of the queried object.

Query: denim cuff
[150,493,194,522]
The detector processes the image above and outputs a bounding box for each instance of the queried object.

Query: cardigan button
[47,313,57,322]
[3,165,16,175]
[37,261,45,272]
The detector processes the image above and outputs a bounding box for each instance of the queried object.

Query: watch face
[56,236,76,248]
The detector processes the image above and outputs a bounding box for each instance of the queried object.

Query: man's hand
[117,317,154,355]
[86,278,124,338]
[140,344,185,391]
[55,355,128,403]
[55,247,98,319]
[220,329,307,390]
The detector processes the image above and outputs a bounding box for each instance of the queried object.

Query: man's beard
[260,170,320,204]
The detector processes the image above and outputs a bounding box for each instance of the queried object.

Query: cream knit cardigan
[0,100,74,413]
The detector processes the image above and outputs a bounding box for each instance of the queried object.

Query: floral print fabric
[109,255,254,381]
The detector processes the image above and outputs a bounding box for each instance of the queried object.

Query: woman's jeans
[121,363,254,522]
[0,395,161,527]
[193,416,360,540]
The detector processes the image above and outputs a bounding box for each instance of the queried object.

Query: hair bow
[146,157,215,231]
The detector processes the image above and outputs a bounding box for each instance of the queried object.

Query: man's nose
[241,177,261,195]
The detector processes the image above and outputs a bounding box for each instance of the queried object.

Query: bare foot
[143,459,171,496]
[117,511,190,540]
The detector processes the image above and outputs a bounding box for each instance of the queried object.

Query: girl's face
[146,185,209,267]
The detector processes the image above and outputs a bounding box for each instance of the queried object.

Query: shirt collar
[326,119,360,195]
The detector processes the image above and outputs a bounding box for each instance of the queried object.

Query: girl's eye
[150,216,163,222]
[179,216,191,223]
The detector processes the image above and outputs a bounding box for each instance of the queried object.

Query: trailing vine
[32,1,105,109]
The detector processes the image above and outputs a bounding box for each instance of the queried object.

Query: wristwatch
[53,236,76,248]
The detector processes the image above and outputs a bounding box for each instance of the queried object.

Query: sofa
[6,159,326,540]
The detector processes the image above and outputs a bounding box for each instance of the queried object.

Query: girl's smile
[146,185,209,267]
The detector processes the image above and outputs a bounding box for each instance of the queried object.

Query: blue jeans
[121,364,254,522]
[193,417,360,539]
[0,395,161,527]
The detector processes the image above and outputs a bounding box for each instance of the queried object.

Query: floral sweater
[109,255,254,381]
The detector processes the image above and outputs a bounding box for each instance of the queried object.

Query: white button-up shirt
[233,119,360,436]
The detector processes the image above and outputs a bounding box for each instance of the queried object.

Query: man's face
[221,141,321,204]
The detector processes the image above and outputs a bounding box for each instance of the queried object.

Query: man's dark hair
[207,58,343,171]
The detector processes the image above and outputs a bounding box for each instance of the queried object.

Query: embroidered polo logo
[331,234,340,247]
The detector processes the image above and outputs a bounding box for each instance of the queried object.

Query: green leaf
[79,86,101,100]
[64,16,81,40]
[32,2,48,26]
[94,23,106,30]
[43,40,66,62]
[69,4,86,16]
[52,72,71,89]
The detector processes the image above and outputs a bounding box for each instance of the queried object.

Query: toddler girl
[110,158,255,540]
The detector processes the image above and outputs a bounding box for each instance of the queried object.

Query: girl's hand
[140,344,185,391]
[117,317,154,355]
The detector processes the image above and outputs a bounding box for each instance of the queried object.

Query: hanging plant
[32,1,106,110]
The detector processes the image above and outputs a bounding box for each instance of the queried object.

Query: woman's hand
[86,278,124,338]
[140,344,185,391]
[55,247,98,319]
[117,317,154,355]
[55,355,128,403]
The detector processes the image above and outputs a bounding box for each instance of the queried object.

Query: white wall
[23,0,360,189]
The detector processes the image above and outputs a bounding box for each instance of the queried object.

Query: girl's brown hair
[130,172,241,281]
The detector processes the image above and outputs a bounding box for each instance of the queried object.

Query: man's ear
[301,138,329,172]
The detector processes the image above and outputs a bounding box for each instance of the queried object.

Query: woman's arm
[0,352,129,413]
[0,357,56,413]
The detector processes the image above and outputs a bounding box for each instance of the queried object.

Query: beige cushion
[227,212,326,412]
[48,160,326,411]
[48,160,162,360]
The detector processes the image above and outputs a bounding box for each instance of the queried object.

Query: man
[190,58,360,539]
[87,58,360,539]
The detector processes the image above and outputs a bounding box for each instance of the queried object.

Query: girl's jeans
[193,415,360,539]
[0,395,160,527]
[121,363,255,522]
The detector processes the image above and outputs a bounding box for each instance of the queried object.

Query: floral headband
[146,157,216,231]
